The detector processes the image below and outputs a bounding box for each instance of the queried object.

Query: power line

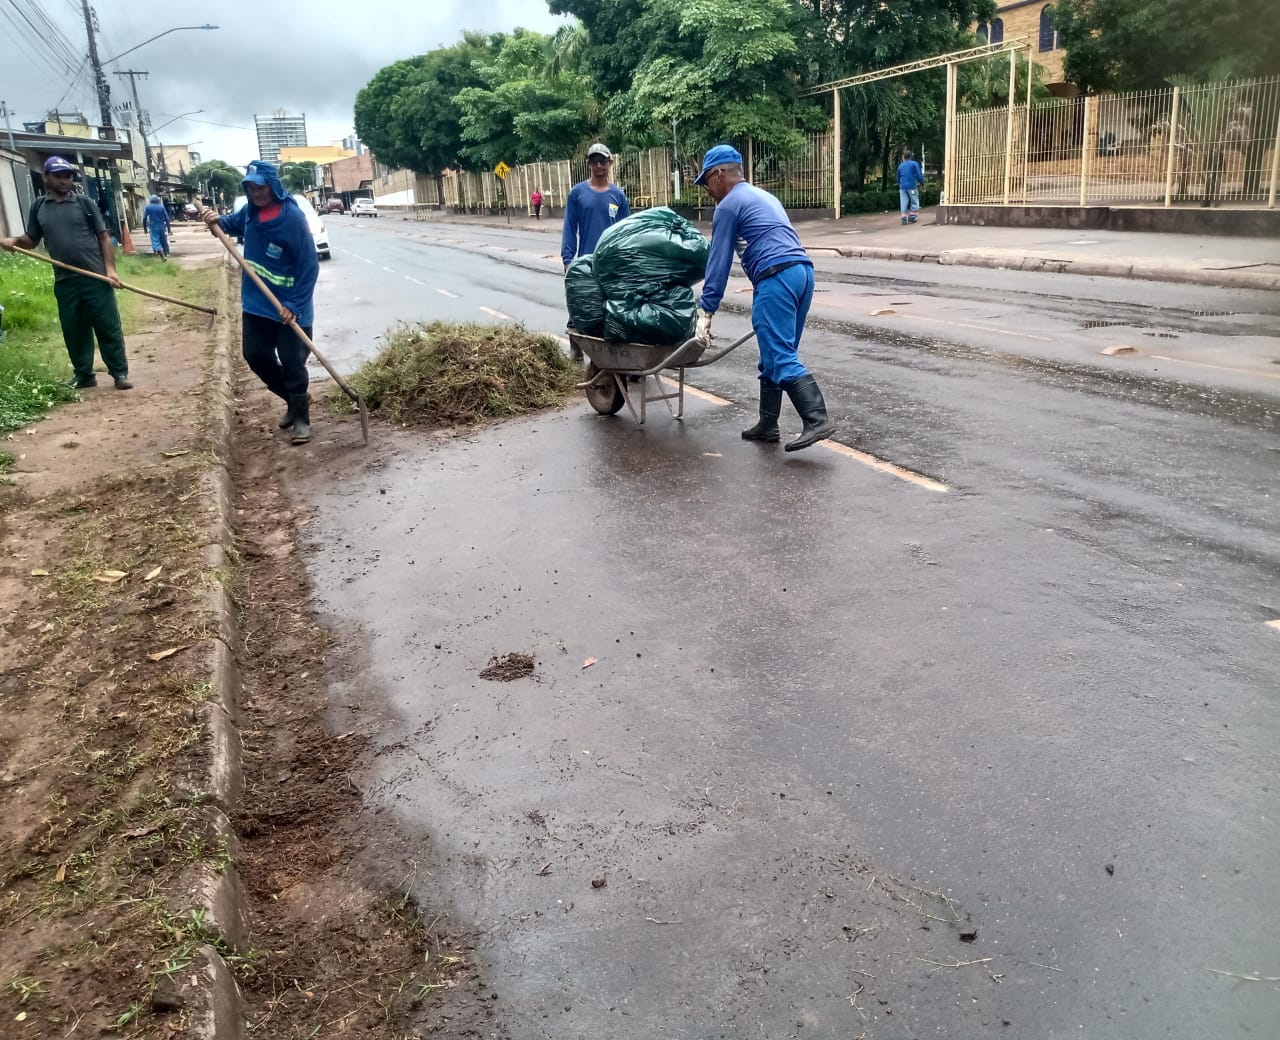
[8,0,82,74]
[0,1,79,81]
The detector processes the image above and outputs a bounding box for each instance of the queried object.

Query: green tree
[794,0,995,187]
[453,28,596,167]
[280,161,318,194]
[1055,0,1280,92]
[186,160,241,206]
[354,34,499,176]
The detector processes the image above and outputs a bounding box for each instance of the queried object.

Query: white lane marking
[819,440,949,492]
[437,288,460,298]
[1267,620,1280,632]
[908,313,1054,342]
[479,306,513,320]
[382,265,396,274]
[404,275,424,285]
[1150,355,1280,381]
[657,376,730,406]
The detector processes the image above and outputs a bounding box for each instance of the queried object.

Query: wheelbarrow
[570,329,755,424]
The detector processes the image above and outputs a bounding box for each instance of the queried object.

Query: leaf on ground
[147,645,189,662]
[55,863,66,882]
[92,569,128,583]
[121,823,162,839]
[161,450,190,458]
[143,565,163,581]
[29,568,49,577]
[535,862,552,876]
[582,657,597,669]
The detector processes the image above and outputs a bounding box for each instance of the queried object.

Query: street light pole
[101,25,219,65]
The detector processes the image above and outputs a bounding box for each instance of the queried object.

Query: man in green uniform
[0,156,132,389]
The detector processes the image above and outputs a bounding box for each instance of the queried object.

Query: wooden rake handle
[8,245,217,316]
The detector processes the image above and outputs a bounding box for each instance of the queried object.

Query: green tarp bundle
[564,207,709,346]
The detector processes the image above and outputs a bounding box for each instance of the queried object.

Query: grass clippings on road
[338,320,578,427]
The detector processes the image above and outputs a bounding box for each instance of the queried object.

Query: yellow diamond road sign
[494,161,511,180]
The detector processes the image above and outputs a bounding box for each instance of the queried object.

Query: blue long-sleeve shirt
[698,182,810,314]
[142,201,170,232]
[560,181,629,265]
[897,159,925,190]
[217,199,318,326]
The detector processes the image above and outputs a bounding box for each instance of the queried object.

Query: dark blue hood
[241,160,288,204]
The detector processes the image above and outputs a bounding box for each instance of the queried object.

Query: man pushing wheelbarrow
[693,145,836,452]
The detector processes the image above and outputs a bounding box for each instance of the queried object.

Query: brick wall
[978,1,1067,89]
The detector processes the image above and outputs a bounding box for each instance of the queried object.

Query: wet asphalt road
[290,218,1280,1039]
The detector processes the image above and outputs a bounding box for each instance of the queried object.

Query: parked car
[292,194,331,260]
[325,198,345,214]
[351,197,377,218]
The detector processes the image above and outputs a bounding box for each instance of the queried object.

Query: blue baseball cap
[43,156,75,175]
[694,145,743,186]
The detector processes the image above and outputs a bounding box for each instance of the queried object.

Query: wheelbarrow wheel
[584,363,625,416]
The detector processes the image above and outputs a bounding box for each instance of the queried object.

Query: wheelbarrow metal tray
[568,332,704,375]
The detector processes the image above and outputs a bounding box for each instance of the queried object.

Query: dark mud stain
[479,652,536,681]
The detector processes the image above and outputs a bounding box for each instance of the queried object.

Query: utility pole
[81,0,113,130]
[114,70,154,192]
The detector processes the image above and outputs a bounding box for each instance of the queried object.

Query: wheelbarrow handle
[688,329,756,367]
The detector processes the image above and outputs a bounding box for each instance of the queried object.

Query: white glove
[695,309,714,345]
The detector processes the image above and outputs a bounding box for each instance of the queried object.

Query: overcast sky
[2,0,567,168]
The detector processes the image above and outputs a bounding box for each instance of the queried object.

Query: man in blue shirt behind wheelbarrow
[694,145,835,452]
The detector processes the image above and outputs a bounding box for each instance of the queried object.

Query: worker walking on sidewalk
[142,194,171,259]
[897,149,925,225]
[203,161,319,444]
[693,145,835,452]
[0,156,132,390]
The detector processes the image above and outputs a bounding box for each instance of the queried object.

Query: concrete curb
[192,261,247,1039]
[811,244,1280,291]
[402,212,1278,291]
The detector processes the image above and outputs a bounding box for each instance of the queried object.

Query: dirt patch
[227,350,499,1037]
[0,259,230,1038]
[1,248,499,1038]
[479,652,537,682]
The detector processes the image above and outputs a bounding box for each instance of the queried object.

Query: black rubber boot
[288,394,311,445]
[782,374,835,452]
[277,398,295,429]
[741,380,782,442]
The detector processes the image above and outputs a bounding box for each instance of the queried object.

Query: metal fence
[950,75,1280,207]
[423,132,836,218]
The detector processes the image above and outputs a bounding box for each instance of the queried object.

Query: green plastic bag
[592,207,709,297]
[603,286,697,346]
[564,254,606,336]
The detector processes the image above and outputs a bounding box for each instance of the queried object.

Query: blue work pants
[751,263,814,386]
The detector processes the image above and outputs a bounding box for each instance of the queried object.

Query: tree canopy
[1056,0,1280,92]
[185,160,241,206]
[453,28,596,167]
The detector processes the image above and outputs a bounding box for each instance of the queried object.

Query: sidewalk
[402,207,1280,291]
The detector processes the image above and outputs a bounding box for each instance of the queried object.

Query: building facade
[254,111,308,163]
[976,0,1069,92]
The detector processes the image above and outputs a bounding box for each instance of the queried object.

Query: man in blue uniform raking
[561,142,629,359]
[204,161,319,445]
[693,145,835,452]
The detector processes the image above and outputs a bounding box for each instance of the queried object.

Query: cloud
[5,0,566,166]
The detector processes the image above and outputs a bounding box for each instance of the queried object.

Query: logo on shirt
[608,203,619,220]
[266,242,283,259]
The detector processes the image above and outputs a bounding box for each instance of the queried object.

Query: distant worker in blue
[562,142,629,358]
[897,149,925,225]
[693,145,835,452]
[142,194,171,260]
[203,161,319,445]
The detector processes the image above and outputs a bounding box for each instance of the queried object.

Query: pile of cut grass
[340,321,579,427]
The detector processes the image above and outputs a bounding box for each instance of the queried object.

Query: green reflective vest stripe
[246,259,296,288]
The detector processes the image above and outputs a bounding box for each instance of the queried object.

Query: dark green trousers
[53,276,128,381]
